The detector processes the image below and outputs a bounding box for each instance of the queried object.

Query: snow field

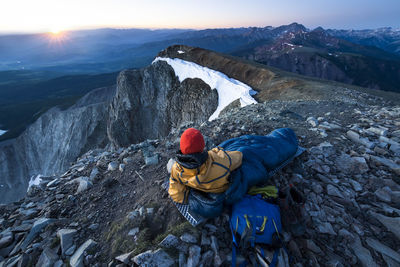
[153,57,257,121]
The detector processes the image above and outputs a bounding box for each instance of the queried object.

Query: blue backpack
[230,194,283,267]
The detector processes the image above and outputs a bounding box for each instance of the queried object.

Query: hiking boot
[279,184,306,236]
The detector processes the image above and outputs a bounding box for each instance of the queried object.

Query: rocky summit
[0,45,400,266]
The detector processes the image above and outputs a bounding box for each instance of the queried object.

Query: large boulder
[107,60,218,148]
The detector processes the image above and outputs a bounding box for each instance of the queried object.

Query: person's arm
[168,163,190,204]
[168,176,189,203]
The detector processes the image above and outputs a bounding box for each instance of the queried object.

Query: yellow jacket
[169,147,243,203]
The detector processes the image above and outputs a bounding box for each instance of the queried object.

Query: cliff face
[0,86,115,203]
[0,54,219,203]
[107,60,218,148]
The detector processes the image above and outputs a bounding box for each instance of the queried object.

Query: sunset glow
[50,29,61,35]
[0,0,399,33]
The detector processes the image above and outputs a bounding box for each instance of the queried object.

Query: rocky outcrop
[1,96,399,266]
[107,60,218,148]
[0,86,115,203]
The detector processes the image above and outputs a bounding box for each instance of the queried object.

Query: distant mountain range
[1,23,400,141]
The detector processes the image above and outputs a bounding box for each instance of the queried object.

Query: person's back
[168,128,242,203]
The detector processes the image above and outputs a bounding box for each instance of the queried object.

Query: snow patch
[27,174,42,192]
[0,129,7,136]
[152,57,257,121]
[177,50,185,54]
[284,43,295,47]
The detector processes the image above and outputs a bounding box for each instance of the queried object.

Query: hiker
[168,127,299,217]
[168,128,243,203]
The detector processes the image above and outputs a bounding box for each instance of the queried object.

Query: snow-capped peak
[152,57,257,121]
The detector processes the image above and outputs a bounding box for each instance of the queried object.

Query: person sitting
[168,128,242,204]
[168,127,299,218]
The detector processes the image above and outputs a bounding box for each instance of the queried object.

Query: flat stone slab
[57,229,77,256]
[70,239,96,267]
[366,238,400,263]
[20,218,55,250]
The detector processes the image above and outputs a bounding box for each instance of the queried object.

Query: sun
[50,29,61,35]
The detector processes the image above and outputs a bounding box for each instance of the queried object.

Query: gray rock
[57,229,77,256]
[21,218,55,250]
[127,211,139,220]
[89,168,99,180]
[36,248,59,267]
[336,154,369,174]
[133,249,174,267]
[306,117,319,127]
[53,260,64,267]
[118,164,125,172]
[370,156,400,175]
[351,224,365,236]
[8,238,24,257]
[108,162,118,171]
[379,136,400,147]
[374,187,392,203]
[351,236,378,267]
[338,228,354,240]
[200,231,211,246]
[115,251,134,264]
[128,228,139,236]
[367,127,388,136]
[312,183,323,194]
[138,207,145,216]
[304,239,322,254]
[317,222,336,235]
[366,237,400,263]
[349,180,362,192]
[370,212,400,240]
[180,233,197,244]
[179,252,186,267]
[204,224,218,233]
[65,244,76,256]
[200,250,214,266]
[3,254,21,267]
[210,236,219,253]
[327,185,344,198]
[46,179,60,187]
[210,235,223,265]
[70,239,97,267]
[382,254,400,267]
[67,177,93,194]
[77,178,93,194]
[187,245,201,267]
[0,232,13,249]
[122,157,133,164]
[144,155,159,166]
[159,234,187,252]
[19,208,39,219]
[146,208,154,215]
[346,130,375,149]
[88,224,99,230]
[318,121,341,131]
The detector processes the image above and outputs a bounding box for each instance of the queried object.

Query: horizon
[1,23,399,36]
[1,0,399,34]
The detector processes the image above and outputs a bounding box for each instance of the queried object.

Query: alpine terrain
[0,45,399,266]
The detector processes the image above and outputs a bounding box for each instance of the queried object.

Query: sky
[1,0,399,33]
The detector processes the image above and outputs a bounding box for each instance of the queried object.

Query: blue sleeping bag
[188,128,298,218]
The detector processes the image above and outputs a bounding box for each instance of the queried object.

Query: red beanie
[180,128,205,154]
